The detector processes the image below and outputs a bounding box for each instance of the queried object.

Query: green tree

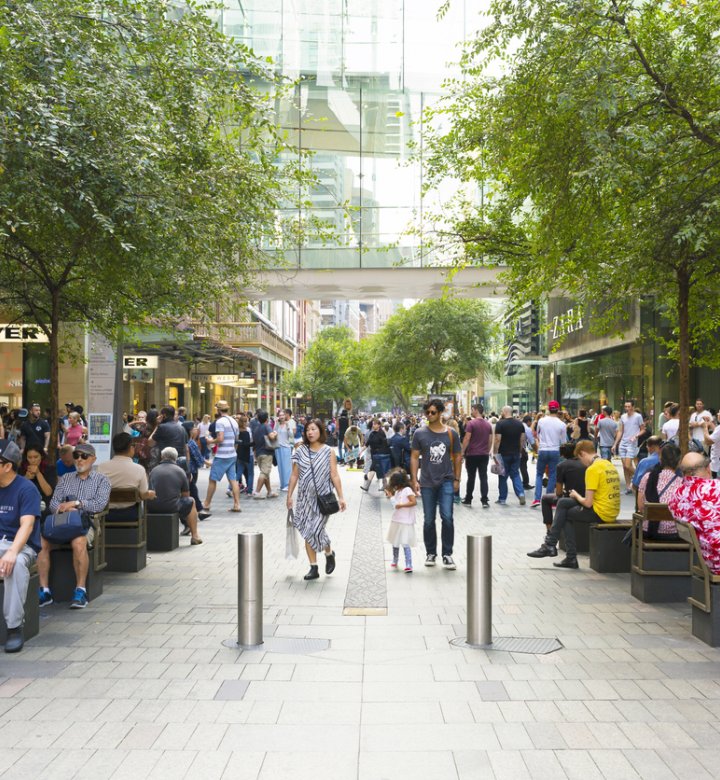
[0,0,308,451]
[372,298,492,406]
[423,0,720,448]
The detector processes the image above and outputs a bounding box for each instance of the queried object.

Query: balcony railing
[193,321,294,364]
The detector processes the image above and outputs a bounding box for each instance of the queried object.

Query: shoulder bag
[307,446,340,515]
[42,503,94,544]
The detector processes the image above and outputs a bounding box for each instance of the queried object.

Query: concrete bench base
[631,547,692,603]
[49,549,104,603]
[691,578,720,647]
[105,524,147,573]
[0,571,40,644]
[147,513,179,552]
[590,524,632,573]
[559,518,595,555]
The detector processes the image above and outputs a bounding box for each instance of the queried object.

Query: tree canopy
[423,0,720,444]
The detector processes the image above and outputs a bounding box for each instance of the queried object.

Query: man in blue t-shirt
[0,440,42,653]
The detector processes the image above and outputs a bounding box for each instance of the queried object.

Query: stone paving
[1,464,720,779]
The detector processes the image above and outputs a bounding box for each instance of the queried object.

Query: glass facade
[219,1,482,270]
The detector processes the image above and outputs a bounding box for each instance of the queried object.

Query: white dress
[386,486,417,547]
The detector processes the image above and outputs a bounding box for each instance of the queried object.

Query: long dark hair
[21,444,48,474]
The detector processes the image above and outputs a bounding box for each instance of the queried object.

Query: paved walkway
[1,464,719,780]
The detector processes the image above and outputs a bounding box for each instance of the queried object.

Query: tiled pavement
[1,465,720,779]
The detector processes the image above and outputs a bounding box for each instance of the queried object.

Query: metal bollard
[238,532,263,648]
[467,534,492,647]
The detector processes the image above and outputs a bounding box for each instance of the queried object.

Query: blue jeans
[600,446,612,461]
[498,453,524,501]
[236,455,254,493]
[534,450,561,501]
[372,453,392,480]
[420,480,455,557]
[276,446,292,490]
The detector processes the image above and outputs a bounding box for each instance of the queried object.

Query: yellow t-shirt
[585,457,621,523]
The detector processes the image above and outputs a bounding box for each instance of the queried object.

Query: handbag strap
[306,445,324,496]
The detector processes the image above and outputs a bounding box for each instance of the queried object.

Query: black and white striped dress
[291,444,333,552]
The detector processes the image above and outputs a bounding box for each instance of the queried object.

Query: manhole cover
[450,636,563,654]
[222,636,330,654]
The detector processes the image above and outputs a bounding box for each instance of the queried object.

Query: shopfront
[0,325,52,411]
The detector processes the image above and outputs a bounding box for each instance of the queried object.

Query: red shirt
[464,417,493,456]
[668,476,720,573]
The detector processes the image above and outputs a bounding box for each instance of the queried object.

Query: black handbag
[307,446,340,516]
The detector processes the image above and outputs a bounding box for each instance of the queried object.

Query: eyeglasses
[72,452,92,460]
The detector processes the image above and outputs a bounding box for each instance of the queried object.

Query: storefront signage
[123,355,158,369]
[0,324,48,343]
[191,373,237,384]
[551,306,584,340]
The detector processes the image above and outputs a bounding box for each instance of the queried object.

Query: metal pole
[238,532,263,648]
[467,534,492,647]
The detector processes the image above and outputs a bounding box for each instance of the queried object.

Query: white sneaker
[442,555,457,570]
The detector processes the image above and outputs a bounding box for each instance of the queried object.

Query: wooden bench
[589,522,632,573]
[0,564,40,644]
[675,520,720,647]
[146,512,179,552]
[105,488,148,572]
[630,503,691,603]
[49,510,107,602]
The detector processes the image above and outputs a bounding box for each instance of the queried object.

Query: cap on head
[17,408,29,419]
[65,402,74,408]
[74,442,96,457]
[548,400,560,412]
[0,440,22,466]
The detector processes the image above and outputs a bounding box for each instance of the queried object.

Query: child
[385,468,417,573]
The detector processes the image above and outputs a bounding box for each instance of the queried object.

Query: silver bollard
[238,532,263,648]
[467,534,492,647]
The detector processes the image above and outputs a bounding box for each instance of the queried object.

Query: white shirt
[690,410,712,442]
[662,418,680,444]
[620,412,643,443]
[536,415,567,451]
[710,426,720,474]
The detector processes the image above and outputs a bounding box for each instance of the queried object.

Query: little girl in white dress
[385,469,417,572]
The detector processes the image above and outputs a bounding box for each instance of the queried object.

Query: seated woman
[637,443,682,539]
[20,444,57,516]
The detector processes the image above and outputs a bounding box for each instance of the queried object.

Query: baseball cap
[65,401,74,407]
[16,408,28,419]
[74,442,96,457]
[548,400,560,412]
[0,440,22,466]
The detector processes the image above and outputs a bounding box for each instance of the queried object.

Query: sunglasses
[72,452,92,460]
[427,410,439,416]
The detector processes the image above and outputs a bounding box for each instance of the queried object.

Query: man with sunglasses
[410,399,463,570]
[0,440,41,652]
[37,443,111,609]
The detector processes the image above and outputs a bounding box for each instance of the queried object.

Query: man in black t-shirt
[492,406,527,506]
[152,406,189,463]
[19,404,50,453]
[541,442,587,530]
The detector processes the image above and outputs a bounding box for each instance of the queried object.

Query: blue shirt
[56,459,77,477]
[0,474,42,552]
[632,452,660,488]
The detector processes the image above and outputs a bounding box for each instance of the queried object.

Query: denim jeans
[464,454,489,503]
[236,455,254,494]
[372,453,392,481]
[275,446,292,490]
[534,450,561,501]
[498,453,524,501]
[420,480,455,557]
[600,446,613,461]
[545,497,600,557]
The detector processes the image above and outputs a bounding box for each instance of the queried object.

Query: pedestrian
[198,414,211,459]
[461,403,492,508]
[343,422,364,469]
[493,406,527,506]
[613,400,645,493]
[286,419,346,581]
[410,398,462,570]
[20,445,57,511]
[359,418,393,493]
[203,401,242,512]
[385,468,417,573]
[251,410,278,499]
[531,400,567,508]
[596,406,618,460]
[234,414,254,495]
[274,410,293,491]
[337,398,352,463]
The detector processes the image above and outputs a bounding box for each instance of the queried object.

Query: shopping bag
[490,453,506,477]
[285,509,300,560]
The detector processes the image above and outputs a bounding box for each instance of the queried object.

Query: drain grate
[222,636,330,654]
[450,635,563,654]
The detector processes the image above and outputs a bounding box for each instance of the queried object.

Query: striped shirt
[49,470,111,515]
[215,415,238,459]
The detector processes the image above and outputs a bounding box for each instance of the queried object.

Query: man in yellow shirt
[528,440,620,568]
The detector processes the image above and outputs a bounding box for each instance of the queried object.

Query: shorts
[210,456,237,482]
[619,441,639,459]
[178,496,194,521]
[257,454,274,477]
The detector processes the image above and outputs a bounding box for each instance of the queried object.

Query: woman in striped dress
[287,419,346,580]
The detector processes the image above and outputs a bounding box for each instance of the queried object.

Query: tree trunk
[677,264,690,456]
[48,295,60,461]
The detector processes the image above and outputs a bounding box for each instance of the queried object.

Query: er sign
[123,355,158,369]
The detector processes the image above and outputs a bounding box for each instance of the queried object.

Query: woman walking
[286,419,346,581]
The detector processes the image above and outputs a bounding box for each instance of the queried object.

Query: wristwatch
[74,500,81,509]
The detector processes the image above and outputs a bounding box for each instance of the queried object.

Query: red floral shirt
[668,477,720,573]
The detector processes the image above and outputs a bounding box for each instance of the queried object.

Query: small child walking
[385,468,417,572]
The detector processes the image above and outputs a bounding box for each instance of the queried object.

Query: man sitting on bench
[528,440,620,569]
[99,433,156,520]
[0,440,41,652]
[668,452,720,573]
[148,448,202,546]
[38,442,111,609]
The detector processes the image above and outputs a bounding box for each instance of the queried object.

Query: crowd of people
[2,392,720,654]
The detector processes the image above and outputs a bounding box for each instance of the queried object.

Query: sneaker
[523,484,535,490]
[226,490,232,498]
[519,495,526,506]
[69,587,88,609]
[425,554,437,567]
[527,544,558,558]
[453,496,461,505]
[360,482,370,492]
[481,501,490,510]
[442,555,457,570]
[198,511,212,521]
[404,567,413,573]
[38,588,53,607]
[625,488,634,495]
[494,499,507,505]
[530,500,541,508]
[390,561,398,568]
[461,498,472,505]
[553,556,579,569]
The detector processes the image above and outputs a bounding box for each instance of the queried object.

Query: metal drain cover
[222,636,330,654]
[450,636,563,654]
